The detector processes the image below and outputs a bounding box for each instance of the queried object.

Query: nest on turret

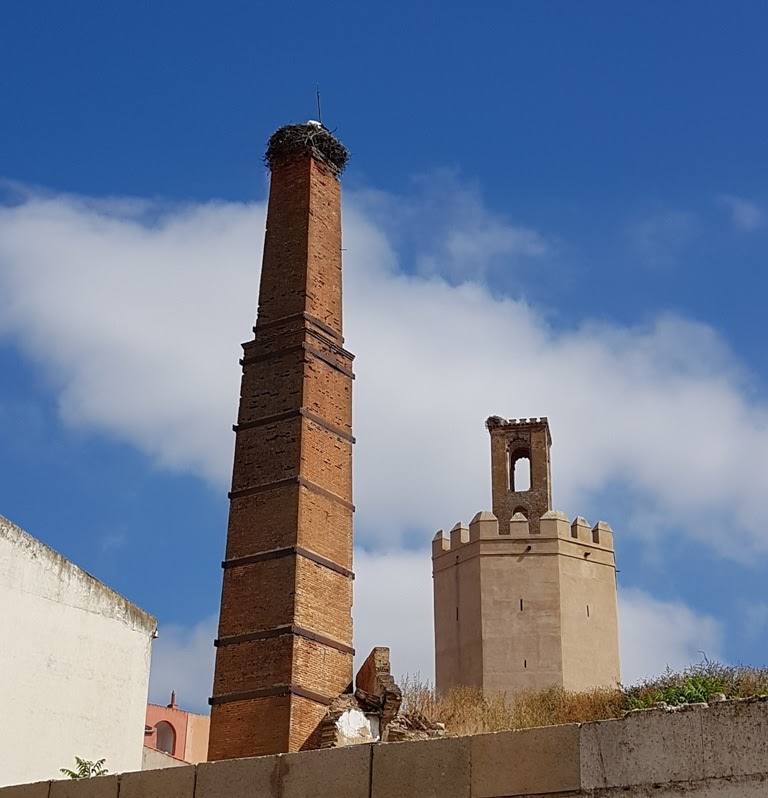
[265,123,349,174]
[485,415,505,429]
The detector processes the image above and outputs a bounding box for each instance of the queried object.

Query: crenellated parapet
[432,509,615,558]
[486,415,551,444]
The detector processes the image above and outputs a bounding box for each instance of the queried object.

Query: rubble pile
[313,647,445,748]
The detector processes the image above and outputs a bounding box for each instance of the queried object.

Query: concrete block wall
[5,698,767,798]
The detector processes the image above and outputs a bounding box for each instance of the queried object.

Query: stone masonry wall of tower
[208,126,354,760]
[432,417,620,697]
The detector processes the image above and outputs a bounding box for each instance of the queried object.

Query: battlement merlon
[431,510,615,556]
[485,415,552,446]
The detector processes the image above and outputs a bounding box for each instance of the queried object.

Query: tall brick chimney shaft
[208,123,354,759]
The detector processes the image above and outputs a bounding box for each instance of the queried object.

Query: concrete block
[50,776,118,798]
[195,756,275,798]
[471,724,580,797]
[701,697,768,779]
[372,737,470,798]
[196,747,370,798]
[280,745,371,797]
[119,766,195,798]
[580,708,705,789]
[0,783,50,798]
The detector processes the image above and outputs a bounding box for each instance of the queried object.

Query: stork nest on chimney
[265,123,349,174]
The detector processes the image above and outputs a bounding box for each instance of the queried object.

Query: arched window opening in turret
[509,450,531,492]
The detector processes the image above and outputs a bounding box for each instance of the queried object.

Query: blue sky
[2,2,767,711]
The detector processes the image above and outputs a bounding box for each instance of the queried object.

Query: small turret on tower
[486,416,552,534]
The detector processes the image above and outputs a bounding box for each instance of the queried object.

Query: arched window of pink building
[155,721,176,756]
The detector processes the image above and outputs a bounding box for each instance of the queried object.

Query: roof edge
[0,513,157,635]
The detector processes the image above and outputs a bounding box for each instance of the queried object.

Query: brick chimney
[208,123,355,759]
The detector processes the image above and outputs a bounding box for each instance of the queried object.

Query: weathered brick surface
[224,486,300,560]
[302,357,352,431]
[292,635,353,696]
[236,351,305,424]
[229,419,303,491]
[255,159,313,327]
[304,162,343,333]
[209,138,354,759]
[209,696,291,761]
[216,557,295,637]
[294,557,353,644]
[296,486,353,567]
[290,695,339,753]
[299,420,352,497]
[212,636,294,694]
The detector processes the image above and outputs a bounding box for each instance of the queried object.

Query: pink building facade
[144,693,210,764]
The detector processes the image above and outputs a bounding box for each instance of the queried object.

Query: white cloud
[718,194,764,232]
[354,548,434,682]
[352,174,548,283]
[619,588,723,683]
[0,194,257,484]
[2,180,751,710]
[1,182,768,567]
[148,615,217,714]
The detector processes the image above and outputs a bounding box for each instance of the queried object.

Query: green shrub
[60,757,108,779]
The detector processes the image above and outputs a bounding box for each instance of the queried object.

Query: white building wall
[0,515,156,787]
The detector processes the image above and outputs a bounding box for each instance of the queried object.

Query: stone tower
[432,416,620,696]
[208,123,355,760]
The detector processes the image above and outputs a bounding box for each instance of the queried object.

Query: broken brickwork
[312,647,444,748]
